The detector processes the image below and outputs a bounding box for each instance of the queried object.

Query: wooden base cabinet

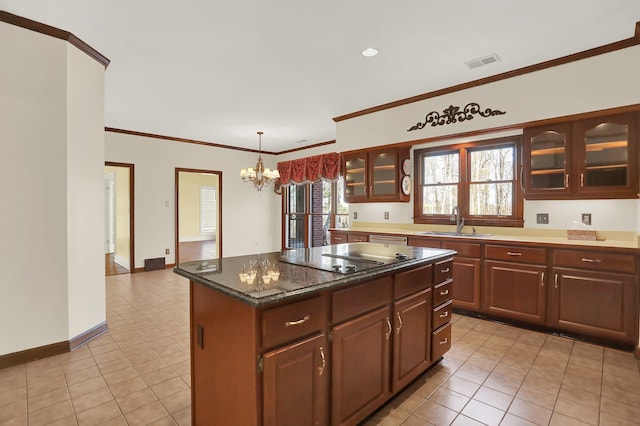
[550,249,637,345]
[551,268,635,344]
[263,333,329,426]
[331,307,391,426]
[484,261,546,324]
[392,288,432,393]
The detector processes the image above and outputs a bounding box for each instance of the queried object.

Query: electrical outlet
[384,211,389,220]
[536,213,549,224]
[165,248,170,255]
[353,212,358,220]
[582,213,592,226]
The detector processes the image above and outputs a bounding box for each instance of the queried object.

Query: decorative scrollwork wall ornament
[407,102,506,131]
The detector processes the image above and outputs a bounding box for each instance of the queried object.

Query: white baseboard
[179,236,217,242]
[114,255,130,270]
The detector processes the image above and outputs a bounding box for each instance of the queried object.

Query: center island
[174,243,456,426]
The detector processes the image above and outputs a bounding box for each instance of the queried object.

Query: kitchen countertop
[331,222,640,251]
[174,244,456,307]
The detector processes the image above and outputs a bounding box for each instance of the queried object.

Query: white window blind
[200,186,216,234]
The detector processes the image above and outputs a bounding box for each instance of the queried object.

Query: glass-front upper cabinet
[522,112,638,200]
[523,123,572,198]
[342,147,410,203]
[575,113,636,197]
[343,153,368,202]
[370,150,397,198]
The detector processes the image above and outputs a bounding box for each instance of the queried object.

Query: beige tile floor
[1,269,639,425]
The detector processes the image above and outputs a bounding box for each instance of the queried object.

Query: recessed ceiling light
[361,48,378,57]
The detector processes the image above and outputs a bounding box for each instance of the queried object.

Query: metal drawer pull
[440,338,448,345]
[396,312,403,334]
[541,272,545,287]
[440,289,449,296]
[507,251,522,256]
[385,317,392,340]
[565,174,569,188]
[441,267,450,273]
[285,315,310,327]
[554,274,558,289]
[334,237,343,241]
[319,346,326,376]
[439,311,449,318]
[581,258,602,263]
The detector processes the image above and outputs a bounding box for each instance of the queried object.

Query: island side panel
[190,281,259,425]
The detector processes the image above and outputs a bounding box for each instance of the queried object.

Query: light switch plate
[384,212,389,220]
[582,213,592,226]
[353,212,358,220]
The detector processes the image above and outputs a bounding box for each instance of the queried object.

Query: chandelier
[240,131,280,191]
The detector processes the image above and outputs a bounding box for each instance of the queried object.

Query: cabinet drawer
[432,322,452,361]
[332,276,392,324]
[348,233,369,243]
[432,300,452,330]
[407,237,441,248]
[553,249,636,274]
[485,244,547,264]
[442,241,481,258]
[434,259,453,284]
[433,281,452,307]
[394,264,433,299]
[330,232,347,244]
[262,296,325,350]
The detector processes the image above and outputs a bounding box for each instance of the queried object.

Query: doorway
[104,162,135,275]
[175,168,222,264]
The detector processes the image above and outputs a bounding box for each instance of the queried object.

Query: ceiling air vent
[465,53,501,69]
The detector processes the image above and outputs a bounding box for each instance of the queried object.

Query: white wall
[66,44,107,340]
[0,22,105,354]
[336,45,640,233]
[105,132,282,267]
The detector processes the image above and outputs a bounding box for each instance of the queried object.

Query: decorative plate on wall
[402,159,412,176]
[401,175,411,195]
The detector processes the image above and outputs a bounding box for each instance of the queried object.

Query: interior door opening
[176,168,222,264]
[104,162,135,276]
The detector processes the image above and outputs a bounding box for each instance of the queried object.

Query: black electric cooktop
[279,242,416,274]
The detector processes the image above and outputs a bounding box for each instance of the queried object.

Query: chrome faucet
[450,206,464,234]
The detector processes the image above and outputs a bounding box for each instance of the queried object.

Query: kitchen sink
[414,231,493,238]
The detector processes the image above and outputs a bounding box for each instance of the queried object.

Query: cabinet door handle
[318,346,326,376]
[580,173,584,187]
[519,166,524,193]
[541,272,545,287]
[334,237,343,241]
[440,289,449,296]
[554,274,558,289]
[441,267,450,273]
[507,251,522,256]
[385,317,392,340]
[285,315,310,327]
[581,258,602,264]
[565,174,569,188]
[439,338,448,345]
[439,311,449,318]
[396,312,403,334]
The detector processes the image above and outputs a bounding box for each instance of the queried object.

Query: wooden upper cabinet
[573,113,637,197]
[522,112,638,199]
[523,123,572,198]
[343,147,410,203]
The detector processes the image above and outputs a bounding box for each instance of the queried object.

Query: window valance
[277,152,342,186]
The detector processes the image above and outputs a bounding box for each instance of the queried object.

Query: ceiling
[3,1,640,152]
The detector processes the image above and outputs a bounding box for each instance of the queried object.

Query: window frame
[413,136,524,228]
[281,178,349,249]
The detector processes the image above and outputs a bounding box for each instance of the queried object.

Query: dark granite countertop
[174,243,456,307]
